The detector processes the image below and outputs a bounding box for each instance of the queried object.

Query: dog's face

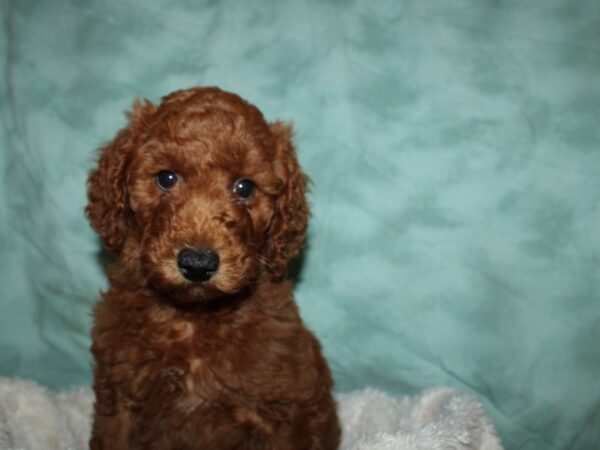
[87,88,308,302]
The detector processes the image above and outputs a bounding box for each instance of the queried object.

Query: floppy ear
[86,99,156,254]
[264,122,310,279]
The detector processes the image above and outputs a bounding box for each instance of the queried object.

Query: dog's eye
[232,179,255,200]
[155,170,179,191]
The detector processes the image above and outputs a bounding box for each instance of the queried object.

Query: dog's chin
[161,283,224,304]
[146,269,255,306]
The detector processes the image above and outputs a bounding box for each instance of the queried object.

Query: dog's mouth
[144,263,254,305]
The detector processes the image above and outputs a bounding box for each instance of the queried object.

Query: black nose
[177,248,219,282]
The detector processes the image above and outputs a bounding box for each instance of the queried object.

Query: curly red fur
[85,87,340,450]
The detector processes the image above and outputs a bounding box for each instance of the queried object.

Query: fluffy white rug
[0,377,502,450]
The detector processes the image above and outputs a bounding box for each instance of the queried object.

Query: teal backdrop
[1,1,599,449]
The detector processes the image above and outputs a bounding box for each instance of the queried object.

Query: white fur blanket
[0,377,502,450]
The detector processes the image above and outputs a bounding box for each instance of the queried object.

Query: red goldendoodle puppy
[86,87,340,450]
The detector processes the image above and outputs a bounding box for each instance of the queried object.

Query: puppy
[86,87,340,450]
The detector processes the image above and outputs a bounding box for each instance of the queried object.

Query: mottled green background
[1,1,599,448]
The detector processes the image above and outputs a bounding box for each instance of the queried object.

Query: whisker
[256,254,274,271]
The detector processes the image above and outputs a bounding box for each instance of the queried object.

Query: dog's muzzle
[177,248,220,282]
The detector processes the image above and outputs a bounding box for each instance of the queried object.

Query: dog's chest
[125,316,280,413]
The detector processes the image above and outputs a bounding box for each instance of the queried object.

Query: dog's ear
[264,122,310,279]
[86,99,156,254]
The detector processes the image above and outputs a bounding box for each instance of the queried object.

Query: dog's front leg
[90,379,133,450]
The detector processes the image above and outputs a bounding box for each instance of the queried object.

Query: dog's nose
[177,248,219,282]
